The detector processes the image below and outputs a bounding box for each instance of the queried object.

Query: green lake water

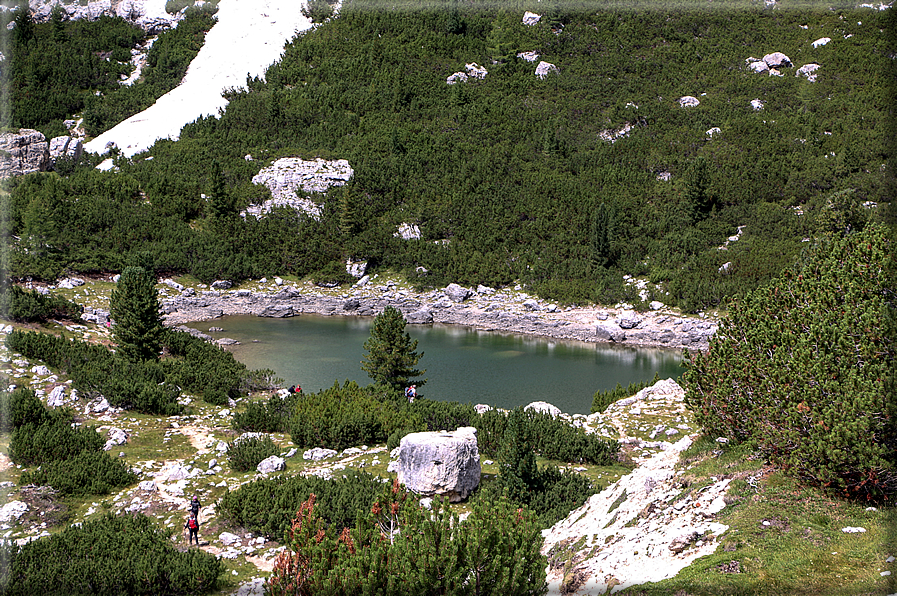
[188,315,684,415]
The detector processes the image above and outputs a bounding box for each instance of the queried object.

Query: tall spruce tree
[361,306,425,392]
[683,223,896,499]
[109,266,163,362]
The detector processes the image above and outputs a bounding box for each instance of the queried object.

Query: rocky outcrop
[29,0,183,34]
[535,61,559,79]
[678,96,700,107]
[796,63,820,82]
[542,429,730,594]
[245,158,353,221]
[446,62,488,85]
[397,427,480,502]
[257,455,286,474]
[48,136,83,169]
[0,129,49,178]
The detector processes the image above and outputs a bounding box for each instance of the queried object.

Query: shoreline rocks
[160,280,716,351]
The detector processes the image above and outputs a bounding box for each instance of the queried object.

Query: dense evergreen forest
[2,0,893,311]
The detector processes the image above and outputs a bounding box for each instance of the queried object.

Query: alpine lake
[187,315,684,415]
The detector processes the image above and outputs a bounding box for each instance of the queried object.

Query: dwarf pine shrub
[0,513,223,595]
[684,224,896,499]
[219,471,383,541]
[226,434,280,472]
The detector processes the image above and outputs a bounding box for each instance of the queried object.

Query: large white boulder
[525,401,562,417]
[257,455,286,474]
[397,427,481,502]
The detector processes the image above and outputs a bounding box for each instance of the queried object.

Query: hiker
[184,512,200,546]
[405,385,416,403]
[189,494,201,522]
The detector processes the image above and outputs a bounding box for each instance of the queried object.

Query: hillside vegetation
[3,0,892,312]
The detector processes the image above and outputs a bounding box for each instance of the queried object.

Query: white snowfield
[84,0,313,158]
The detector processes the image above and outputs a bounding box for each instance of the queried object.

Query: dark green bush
[4,389,135,496]
[684,224,896,500]
[20,450,136,497]
[227,434,280,472]
[591,372,661,414]
[0,285,83,323]
[290,381,397,451]
[0,513,223,595]
[219,471,384,541]
[232,392,298,433]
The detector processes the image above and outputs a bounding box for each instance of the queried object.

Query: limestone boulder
[397,427,480,502]
[535,61,559,79]
[617,310,642,329]
[762,52,792,69]
[524,401,562,417]
[444,283,472,303]
[303,448,338,461]
[48,136,83,168]
[257,455,286,474]
[0,129,49,178]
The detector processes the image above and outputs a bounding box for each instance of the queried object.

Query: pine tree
[109,266,163,362]
[361,306,425,391]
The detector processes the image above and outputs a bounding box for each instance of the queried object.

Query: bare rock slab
[397,427,480,502]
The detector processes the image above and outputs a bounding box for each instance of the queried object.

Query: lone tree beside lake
[109,266,163,362]
[361,306,426,392]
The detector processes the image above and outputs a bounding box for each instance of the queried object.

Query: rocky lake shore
[154,275,717,352]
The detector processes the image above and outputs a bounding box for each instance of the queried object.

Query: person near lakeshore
[405,385,417,403]
[185,512,200,546]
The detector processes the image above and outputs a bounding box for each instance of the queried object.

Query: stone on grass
[0,501,28,523]
[535,61,559,79]
[47,386,66,407]
[397,427,480,502]
[257,456,286,474]
[219,532,241,546]
[522,11,541,25]
[444,283,472,303]
[678,96,700,107]
[303,448,338,461]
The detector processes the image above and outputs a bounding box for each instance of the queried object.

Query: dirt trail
[177,424,216,454]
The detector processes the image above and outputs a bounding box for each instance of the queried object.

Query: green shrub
[232,391,298,433]
[1,513,223,595]
[20,450,136,497]
[683,224,896,500]
[0,285,83,323]
[4,388,135,496]
[227,434,280,472]
[267,484,546,596]
[219,471,384,541]
[301,0,333,23]
[591,372,661,413]
[290,381,395,451]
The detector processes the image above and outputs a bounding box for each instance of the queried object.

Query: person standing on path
[190,494,202,522]
[184,512,200,546]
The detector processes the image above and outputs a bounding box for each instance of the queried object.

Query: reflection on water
[188,315,683,415]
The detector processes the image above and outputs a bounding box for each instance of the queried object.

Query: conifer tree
[590,202,614,268]
[109,266,164,362]
[361,306,425,391]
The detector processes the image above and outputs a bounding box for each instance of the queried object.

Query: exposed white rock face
[346,260,367,278]
[0,129,49,178]
[525,401,562,417]
[517,51,540,62]
[522,11,541,25]
[796,63,820,82]
[394,223,422,240]
[247,158,353,221]
[617,310,641,329]
[29,0,182,33]
[257,455,286,474]
[444,283,472,303]
[599,122,632,143]
[0,501,28,523]
[706,127,721,137]
[542,434,730,594]
[103,427,130,451]
[303,448,338,461]
[762,52,792,69]
[446,62,488,85]
[750,98,765,110]
[535,61,559,79]
[678,96,700,107]
[812,37,831,47]
[46,386,67,408]
[397,427,480,502]
[48,136,83,168]
[747,59,769,73]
